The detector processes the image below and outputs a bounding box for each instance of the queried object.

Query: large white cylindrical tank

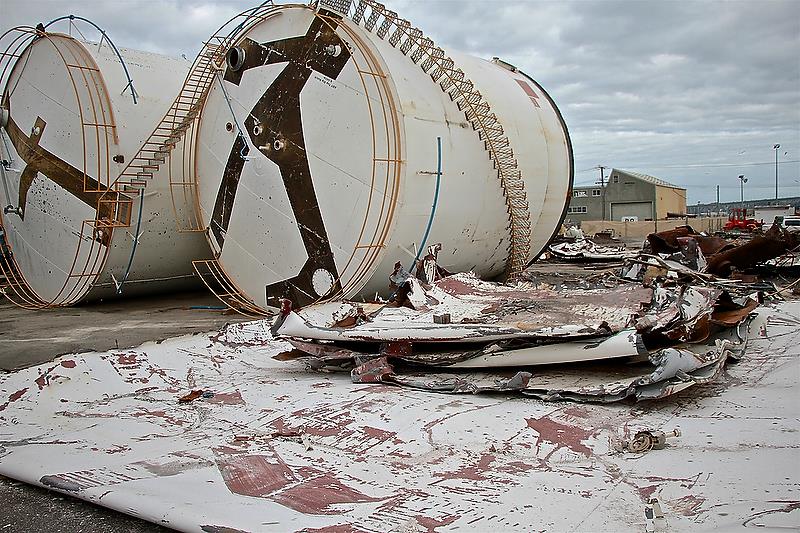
[194,1,572,311]
[0,28,211,307]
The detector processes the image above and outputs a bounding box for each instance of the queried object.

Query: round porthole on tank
[226,46,246,72]
[312,268,335,297]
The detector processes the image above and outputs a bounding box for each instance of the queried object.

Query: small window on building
[592,189,601,197]
[567,206,587,214]
[613,175,619,183]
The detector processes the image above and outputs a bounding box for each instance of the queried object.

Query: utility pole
[597,165,606,221]
[773,143,780,200]
[716,184,720,216]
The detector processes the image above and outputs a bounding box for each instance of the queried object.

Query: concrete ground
[1,290,252,531]
[0,291,251,371]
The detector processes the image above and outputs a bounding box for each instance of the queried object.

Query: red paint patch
[434,277,476,296]
[0,387,29,412]
[638,484,659,501]
[434,453,495,482]
[496,460,537,475]
[669,494,705,516]
[8,388,28,402]
[416,514,459,532]
[117,353,138,365]
[271,473,382,515]
[206,391,245,406]
[515,79,541,107]
[217,454,296,497]
[526,416,593,457]
[361,426,397,442]
[60,360,76,368]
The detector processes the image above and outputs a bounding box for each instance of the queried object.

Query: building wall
[565,169,687,222]
[605,171,656,220]
[753,206,794,223]
[565,186,603,221]
[656,185,687,218]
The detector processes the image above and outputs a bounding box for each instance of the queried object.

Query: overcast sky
[2,0,798,204]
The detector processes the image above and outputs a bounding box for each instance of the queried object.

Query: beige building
[567,169,687,221]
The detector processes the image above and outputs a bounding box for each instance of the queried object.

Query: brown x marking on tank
[5,113,116,223]
[212,12,352,307]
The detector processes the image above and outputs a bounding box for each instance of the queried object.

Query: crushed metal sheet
[276,272,653,343]
[281,329,646,369]
[349,333,744,403]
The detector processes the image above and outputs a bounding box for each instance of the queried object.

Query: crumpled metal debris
[274,247,758,402]
[639,223,799,279]
[705,223,800,276]
[549,239,633,262]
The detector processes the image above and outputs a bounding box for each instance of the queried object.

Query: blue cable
[409,136,442,271]
[116,188,144,294]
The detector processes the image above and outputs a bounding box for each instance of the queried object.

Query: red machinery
[724,208,763,232]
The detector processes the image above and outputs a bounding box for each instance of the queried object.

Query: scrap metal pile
[270,224,800,402]
[639,223,799,278]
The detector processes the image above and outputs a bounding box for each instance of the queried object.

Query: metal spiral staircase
[344,0,533,279]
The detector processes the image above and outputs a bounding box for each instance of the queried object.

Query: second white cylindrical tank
[0,29,211,306]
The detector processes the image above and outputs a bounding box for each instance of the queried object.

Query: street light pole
[738,174,747,206]
[774,143,780,200]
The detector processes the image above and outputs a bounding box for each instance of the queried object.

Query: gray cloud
[2,0,798,202]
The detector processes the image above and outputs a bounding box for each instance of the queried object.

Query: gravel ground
[0,475,170,532]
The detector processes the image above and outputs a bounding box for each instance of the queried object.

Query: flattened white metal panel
[0,303,798,532]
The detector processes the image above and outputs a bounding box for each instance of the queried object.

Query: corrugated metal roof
[614,168,685,190]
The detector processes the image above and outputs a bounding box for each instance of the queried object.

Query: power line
[628,160,800,170]
[574,159,799,173]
